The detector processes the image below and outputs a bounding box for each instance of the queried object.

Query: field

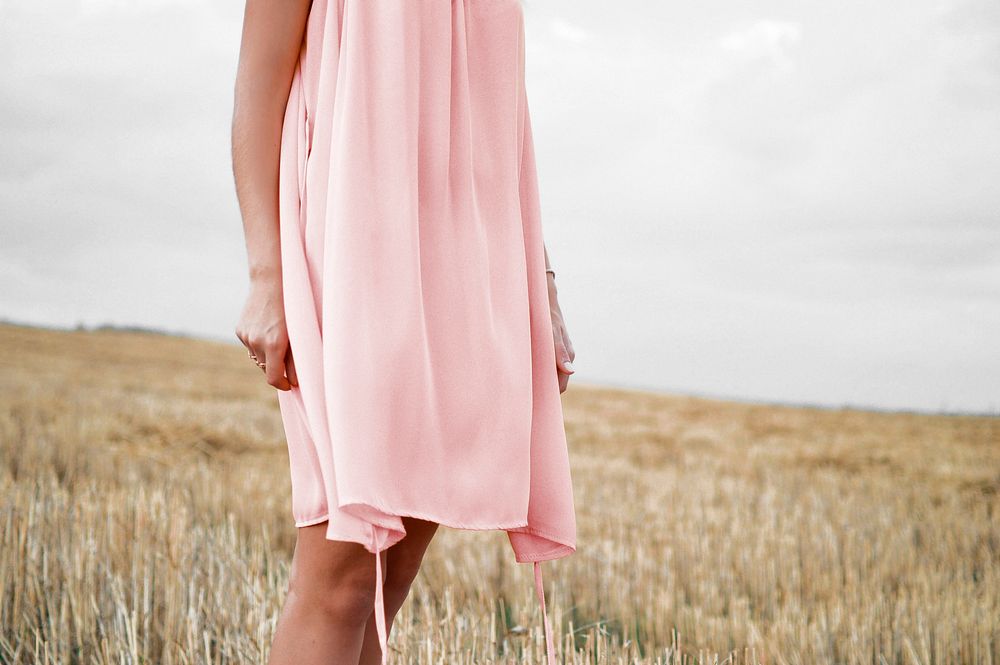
[1,322,998,664]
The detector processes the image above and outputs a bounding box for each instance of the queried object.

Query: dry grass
[1,321,997,664]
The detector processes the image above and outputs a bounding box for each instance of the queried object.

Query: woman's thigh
[288,518,439,595]
[385,517,439,591]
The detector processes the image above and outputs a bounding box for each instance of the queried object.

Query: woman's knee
[288,564,375,623]
[287,552,379,624]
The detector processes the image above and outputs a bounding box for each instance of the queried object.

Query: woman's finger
[286,349,299,388]
[246,342,264,367]
[265,341,292,391]
[554,325,574,375]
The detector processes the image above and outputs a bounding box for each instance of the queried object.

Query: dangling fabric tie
[373,527,389,665]
[533,560,557,665]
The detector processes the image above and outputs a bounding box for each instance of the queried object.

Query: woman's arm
[544,244,576,393]
[231,0,312,390]
[232,0,310,280]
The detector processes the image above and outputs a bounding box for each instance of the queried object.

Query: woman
[231,1,577,664]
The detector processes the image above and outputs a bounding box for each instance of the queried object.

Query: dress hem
[293,510,576,562]
[294,510,530,534]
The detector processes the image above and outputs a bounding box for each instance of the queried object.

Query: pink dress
[275,1,576,662]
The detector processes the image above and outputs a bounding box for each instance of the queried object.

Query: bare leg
[357,517,440,665]
[267,523,380,665]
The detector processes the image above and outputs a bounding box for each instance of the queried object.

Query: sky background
[1,0,998,413]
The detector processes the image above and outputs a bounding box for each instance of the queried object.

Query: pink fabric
[275,1,576,662]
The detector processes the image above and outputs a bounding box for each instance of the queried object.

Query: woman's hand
[548,274,576,393]
[235,273,298,391]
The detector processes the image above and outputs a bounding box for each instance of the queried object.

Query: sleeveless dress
[274,1,576,663]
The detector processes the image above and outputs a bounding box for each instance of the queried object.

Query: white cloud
[548,17,592,44]
[719,19,802,76]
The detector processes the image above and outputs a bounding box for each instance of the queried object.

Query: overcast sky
[1,0,998,413]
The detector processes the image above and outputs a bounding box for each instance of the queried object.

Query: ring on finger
[248,350,266,371]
